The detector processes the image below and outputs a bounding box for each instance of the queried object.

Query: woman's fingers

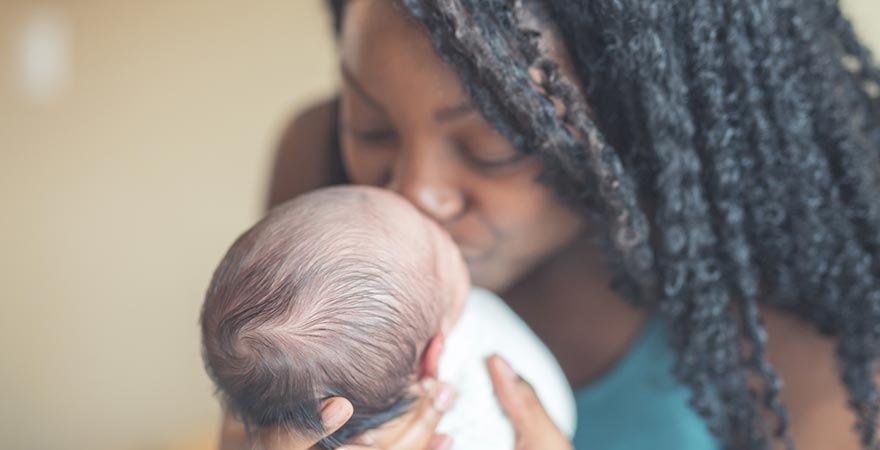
[253,397,354,450]
[257,383,453,450]
[486,354,573,450]
[334,380,454,450]
[486,354,531,431]
[427,433,453,450]
[320,397,357,436]
[385,379,456,450]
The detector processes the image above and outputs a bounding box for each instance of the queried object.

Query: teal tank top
[571,316,721,450]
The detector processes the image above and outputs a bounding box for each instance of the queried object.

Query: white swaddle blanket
[437,287,577,449]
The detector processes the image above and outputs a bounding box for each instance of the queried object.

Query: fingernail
[430,434,453,450]
[433,382,456,412]
[421,377,436,392]
[492,355,517,380]
[321,399,350,428]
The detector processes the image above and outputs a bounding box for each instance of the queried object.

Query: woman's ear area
[419,333,446,380]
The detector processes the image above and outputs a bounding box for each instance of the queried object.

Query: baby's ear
[418,333,445,380]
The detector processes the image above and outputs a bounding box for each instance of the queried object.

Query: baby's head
[200,186,469,448]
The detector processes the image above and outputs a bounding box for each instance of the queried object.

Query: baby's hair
[201,187,443,449]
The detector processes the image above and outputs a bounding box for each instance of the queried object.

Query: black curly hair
[327,0,880,448]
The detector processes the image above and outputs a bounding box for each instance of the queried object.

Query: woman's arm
[266,98,348,211]
[218,409,247,450]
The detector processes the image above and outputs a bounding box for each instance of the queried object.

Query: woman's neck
[501,237,649,387]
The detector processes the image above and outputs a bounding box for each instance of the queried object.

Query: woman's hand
[486,355,574,450]
[219,380,455,450]
[341,378,455,450]
[240,397,354,450]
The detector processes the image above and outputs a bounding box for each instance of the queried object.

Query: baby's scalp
[200,186,455,447]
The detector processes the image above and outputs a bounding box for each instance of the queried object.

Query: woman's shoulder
[760,305,873,450]
[266,97,347,210]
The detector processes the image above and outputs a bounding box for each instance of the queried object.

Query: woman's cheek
[471,172,546,230]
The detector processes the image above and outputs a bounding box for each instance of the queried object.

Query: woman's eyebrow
[340,64,387,113]
[434,102,476,123]
[340,63,476,122]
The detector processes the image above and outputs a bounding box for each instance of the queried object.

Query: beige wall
[0,2,878,450]
[0,2,336,450]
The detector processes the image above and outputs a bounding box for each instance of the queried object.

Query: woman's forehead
[339,0,581,111]
[339,0,472,120]
[339,1,442,78]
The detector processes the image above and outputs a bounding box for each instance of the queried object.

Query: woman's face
[339,0,585,291]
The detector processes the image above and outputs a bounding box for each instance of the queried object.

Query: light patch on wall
[14,6,72,104]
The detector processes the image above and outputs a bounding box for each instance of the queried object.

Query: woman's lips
[447,224,495,263]
[451,236,483,258]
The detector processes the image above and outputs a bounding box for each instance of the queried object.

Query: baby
[200,186,575,449]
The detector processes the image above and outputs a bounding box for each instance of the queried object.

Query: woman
[223,0,880,449]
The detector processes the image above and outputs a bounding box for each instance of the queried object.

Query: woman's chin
[467,262,514,293]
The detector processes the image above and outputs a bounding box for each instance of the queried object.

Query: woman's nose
[385,145,465,224]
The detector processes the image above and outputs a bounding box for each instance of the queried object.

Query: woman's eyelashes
[457,135,528,171]
[464,148,529,171]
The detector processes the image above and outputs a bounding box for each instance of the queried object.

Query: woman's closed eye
[465,149,529,170]
[469,149,528,169]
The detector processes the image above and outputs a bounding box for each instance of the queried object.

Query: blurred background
[0,1,878,450]
[1,2,335,449]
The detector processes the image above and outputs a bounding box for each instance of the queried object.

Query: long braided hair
[329,1,880,448]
